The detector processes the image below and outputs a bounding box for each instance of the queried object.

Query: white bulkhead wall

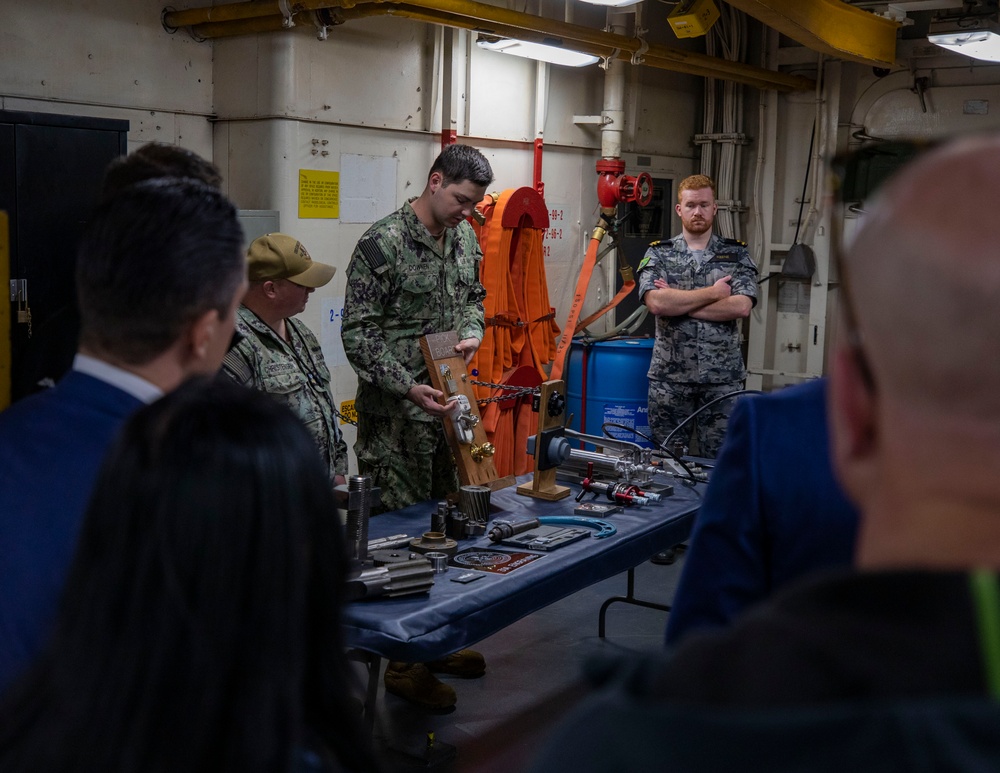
[0,0,215,154]
[1,0,703,460]
[752,39,1000,392]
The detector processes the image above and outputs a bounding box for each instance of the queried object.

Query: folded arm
[644,276,733,317]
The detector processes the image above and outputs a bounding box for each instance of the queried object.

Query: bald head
[833,134,1000,569]
[845,135,1000,418]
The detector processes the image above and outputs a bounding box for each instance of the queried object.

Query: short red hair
[678,174,716,202]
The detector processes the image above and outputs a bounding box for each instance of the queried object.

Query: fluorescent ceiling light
[575,0,643,7]
[476,37,599,68]
[928,26,1000,62]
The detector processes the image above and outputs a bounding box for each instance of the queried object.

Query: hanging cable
[660,388,764,455]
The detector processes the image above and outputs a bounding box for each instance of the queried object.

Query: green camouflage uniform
[342,200,485,512]
[637,232,757,457]
[221,305,348,480]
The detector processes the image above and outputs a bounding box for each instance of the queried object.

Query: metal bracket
[631,37,649,65]
[10,279,25,302]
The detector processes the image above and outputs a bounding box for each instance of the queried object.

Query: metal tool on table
[340,474,435,602]
[576,462,663,507]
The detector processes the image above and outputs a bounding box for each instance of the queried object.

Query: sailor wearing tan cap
[222,233,348,485]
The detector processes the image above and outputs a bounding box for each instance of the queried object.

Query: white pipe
[601,10,629,159]
[534,61,549,142]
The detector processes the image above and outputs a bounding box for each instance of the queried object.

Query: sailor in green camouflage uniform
[342,144,495,713]
[342,144,494,515]
[222,233,348,483]
[639,174,757,458]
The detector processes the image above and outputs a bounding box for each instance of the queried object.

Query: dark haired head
[76,177,246,365]
[0,378,377,772]
[101,143,223,199]
[429,143,494,187]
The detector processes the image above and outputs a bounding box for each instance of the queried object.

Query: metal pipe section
[345,475,372,569]
[563,427,645,454]
[164,0,814,92]
[601,12,628,160]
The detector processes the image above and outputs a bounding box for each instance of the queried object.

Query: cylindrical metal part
[425,551,449,574]
[345,475,372,568]
[459,485,492,525]
[409,531,459,555]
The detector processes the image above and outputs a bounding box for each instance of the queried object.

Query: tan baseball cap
[247,233,335,288]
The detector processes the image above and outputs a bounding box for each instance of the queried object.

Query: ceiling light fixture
[476,36,600,67]
[928,18,1000,61]
[574,0,643,8]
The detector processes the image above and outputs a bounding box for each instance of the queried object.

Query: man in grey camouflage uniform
[342,143,494,711]
[639,174,757,459]
[222,233,348,485]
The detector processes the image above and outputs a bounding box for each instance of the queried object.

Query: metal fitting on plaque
[471,442,495,462]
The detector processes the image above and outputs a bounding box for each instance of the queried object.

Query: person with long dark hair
[0,378,379,773]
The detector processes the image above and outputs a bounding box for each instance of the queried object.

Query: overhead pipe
[165,1,814,92]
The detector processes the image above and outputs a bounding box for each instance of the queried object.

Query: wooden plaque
[421,332,515,492]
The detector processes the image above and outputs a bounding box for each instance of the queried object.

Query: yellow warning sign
[339,399,357,425]
[298,169,340,219]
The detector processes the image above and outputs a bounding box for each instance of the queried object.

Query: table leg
[347,649,382,734]
[597,566,671,638]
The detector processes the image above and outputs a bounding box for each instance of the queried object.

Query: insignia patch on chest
[358,238,388,275]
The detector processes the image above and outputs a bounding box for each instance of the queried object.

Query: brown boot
[426,649,486,678]
[383,662,457,711]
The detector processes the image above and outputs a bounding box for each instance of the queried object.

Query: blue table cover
[342,477,704,661]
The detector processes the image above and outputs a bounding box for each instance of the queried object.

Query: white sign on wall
[340,154,398,224]
[320,295,348,367]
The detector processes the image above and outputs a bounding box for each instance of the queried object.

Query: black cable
[791,120,816,247]
[600,421,656,446]
[599,421,699,483]
[660,388,764,457]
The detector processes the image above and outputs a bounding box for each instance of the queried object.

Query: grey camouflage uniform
[342,200,485,511]
[222,305,348,480]
[638,232,757,456]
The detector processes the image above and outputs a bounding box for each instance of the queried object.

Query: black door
[0,111,128,401]
[614,176,672,337]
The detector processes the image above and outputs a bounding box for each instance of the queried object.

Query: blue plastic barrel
[565,338,654,449]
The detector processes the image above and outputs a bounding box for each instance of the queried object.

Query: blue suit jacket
[0,371,143,693]
[665,378,858,645]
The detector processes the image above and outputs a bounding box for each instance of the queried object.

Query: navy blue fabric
[342,479,703,662]
[665,378,858,645]
[0,371,143,694]
[533,570,1000,772]
[531,695,1000,773]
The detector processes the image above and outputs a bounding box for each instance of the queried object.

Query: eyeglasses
[827,139,938,395]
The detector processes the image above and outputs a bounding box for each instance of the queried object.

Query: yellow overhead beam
[169,0,816,91]
[725,0,899,67]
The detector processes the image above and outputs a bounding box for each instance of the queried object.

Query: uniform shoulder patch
[357,237,389,275]
[221,349,253,386]
[723,237,748,247]
[649,239,673,248]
